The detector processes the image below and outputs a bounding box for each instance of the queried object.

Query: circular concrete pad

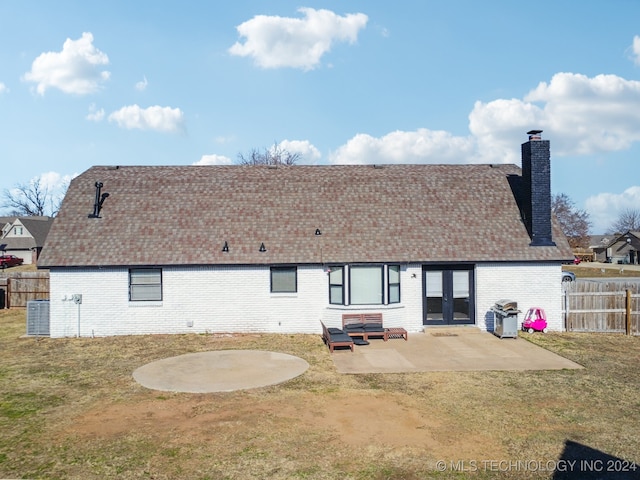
[133,350,309,393]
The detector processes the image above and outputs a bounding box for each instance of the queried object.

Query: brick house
[38,132,573,338]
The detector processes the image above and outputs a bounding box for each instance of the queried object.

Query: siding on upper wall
[48,262,564,338]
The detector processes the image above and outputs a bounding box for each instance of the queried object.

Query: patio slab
[133,350,309,393]
[330,328,583,374]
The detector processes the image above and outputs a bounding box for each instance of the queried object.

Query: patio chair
[321,321,354,353]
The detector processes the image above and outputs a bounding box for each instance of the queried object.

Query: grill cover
[494,299,518,312]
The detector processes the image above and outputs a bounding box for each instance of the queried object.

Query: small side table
[385,327,408,341]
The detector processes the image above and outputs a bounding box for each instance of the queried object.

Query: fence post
[626,289,632,336]
[564,287,569,331]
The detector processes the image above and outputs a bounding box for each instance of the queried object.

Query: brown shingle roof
[38,164,574,267]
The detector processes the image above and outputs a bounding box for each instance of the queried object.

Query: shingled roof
[38,164,573,268]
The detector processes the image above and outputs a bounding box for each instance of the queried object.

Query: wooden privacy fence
[564,280,640,335]
[0,271,50,308]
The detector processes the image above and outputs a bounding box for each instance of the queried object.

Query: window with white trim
[270,266,297,293]
[129,268,162,301]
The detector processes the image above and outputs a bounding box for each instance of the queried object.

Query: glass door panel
[423,266,474,326]
[425,270,444,321]
[452,270,470,320]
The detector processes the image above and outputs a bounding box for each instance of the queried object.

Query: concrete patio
[330,327,583,374]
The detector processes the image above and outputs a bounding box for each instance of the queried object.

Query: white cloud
[0,82,8,94]
[22,32,110,95]
[38,171,76,192]
[585,186,640,233]
[329,129,475,164]
[524,73,640,155]
[631,35,640,66]
[86,103,105,122]
[468,98,545,163]
[108,104,185,133]
[229,7,368,70]
[467,72,640,163]
[135,76,148,91]
[278,140,321,163]
[193,154,233,166]
[327,71,640,167]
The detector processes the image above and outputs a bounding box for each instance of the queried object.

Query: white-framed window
[129,268,162,301]
[329,264,401,305]
[14,226,23,235]
[271,266,297,293]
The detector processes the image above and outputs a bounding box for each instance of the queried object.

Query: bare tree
[551,193,591,249]
[2,176,67,217]
[237,142,301,166]
[609,208,640,234]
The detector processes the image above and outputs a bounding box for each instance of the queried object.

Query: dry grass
[1,308,639,479]
[566,263,640,279]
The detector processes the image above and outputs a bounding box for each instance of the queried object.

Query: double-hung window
[129,268,162,301]
[271,266,297,293]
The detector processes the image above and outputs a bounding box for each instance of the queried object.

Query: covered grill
[491,299,520,339]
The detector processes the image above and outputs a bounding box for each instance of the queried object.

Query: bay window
[329,264,401,305]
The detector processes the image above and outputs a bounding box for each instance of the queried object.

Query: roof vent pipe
[88,182,109,218]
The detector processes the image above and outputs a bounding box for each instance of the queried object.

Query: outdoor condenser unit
[26,300,50,337]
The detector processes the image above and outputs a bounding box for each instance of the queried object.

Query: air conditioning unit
[26,300,50,337]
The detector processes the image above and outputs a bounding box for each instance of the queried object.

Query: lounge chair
[321,321,354,353]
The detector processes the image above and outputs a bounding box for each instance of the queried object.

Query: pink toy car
[522,307,548,333]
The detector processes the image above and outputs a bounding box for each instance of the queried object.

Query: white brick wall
[48,262,564,337]
[475,263,564,332]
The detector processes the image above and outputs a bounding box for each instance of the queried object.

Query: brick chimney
[521,130,556,246]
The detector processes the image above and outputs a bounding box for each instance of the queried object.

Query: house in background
[588,235,612,263]
[38,132,574,338]
[0,216,54,265]
[600,231,640,264]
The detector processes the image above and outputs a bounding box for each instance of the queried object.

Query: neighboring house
[38,132,574,338]
[600,231,640,264]
[589,235,613,263]
[0,216,54,265]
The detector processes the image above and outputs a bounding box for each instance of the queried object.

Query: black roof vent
[88,182,109,219]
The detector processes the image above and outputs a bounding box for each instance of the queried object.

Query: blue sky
[1,1,640,233]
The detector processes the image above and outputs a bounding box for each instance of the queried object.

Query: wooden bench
[342,313,387,341]
[320,321,354,353]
